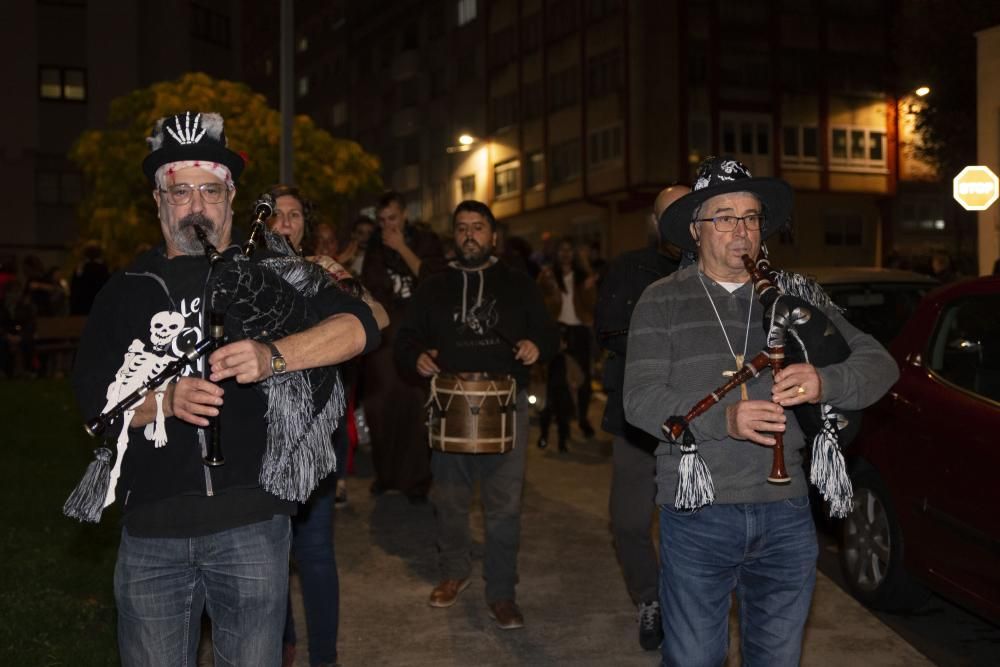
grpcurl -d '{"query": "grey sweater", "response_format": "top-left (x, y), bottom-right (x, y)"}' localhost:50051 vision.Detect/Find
top-left (623, 264), bottom-right (899, 506)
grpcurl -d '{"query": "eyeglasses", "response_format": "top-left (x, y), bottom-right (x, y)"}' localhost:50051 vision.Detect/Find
top-left (158, 183), bottom-right (231, 206)
top-left (694, 214), bottom-right (764, 232)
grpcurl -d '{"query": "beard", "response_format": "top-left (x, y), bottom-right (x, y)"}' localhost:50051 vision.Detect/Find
top-left (172, 213), bottom-right (219, 256)
top-left (457, 240), bottom-right (494, 268)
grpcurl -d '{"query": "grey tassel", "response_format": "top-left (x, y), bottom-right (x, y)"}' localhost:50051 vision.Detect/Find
top-left (809, 407), bottom-right (853, 518)
top-left (62, 447), bottom-right (113, 523)
top-left (674, 429), bottom-right (715, 510)
top-left (774, 270), bottom-right (842, 313)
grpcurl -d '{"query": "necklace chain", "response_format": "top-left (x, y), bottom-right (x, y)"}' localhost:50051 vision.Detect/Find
top-left (697, 272), bottom-right (754, 364)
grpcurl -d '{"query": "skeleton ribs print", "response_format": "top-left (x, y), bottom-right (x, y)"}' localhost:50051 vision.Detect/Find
top-left (101, 309), bottom-right (192, 507)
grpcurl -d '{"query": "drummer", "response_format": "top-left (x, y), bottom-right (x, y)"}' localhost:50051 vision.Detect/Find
top-left (395, 200), bottom-right (558, 629)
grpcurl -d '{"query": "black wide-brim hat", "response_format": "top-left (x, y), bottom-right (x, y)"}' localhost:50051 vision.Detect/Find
top-left (659, 157), bottom-right (793, 252)
top-left (141, 111), bottom-right (246, 185)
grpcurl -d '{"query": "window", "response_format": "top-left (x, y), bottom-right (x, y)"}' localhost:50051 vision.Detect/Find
top-left (782, 125), bottom-right (819, 165)
top-left (402, 135), bottom-right (420, 165)
top-left (587, 49), bottom-right (622, 99)
top-left (688, 116), bottom-right (710, 167)
top-left (460, 174), bottom-right (476, 199)
top-left (830, 126), bottom-right (886, 169)
top-left (297, 75), bottom-right (309, 97)
top-left (526, 152), bottom-right (545, 188)
top-left (550, 139), bottom-right (581, 185)
top-left (522, 13), bottom-right (542, 53)
top-left (191, 2), bottom-right (230, 48)
top-left (522, 81), bottom-right (544, 119)
top-left (36, 170), bottom-right (82, 206)
top-left (720, 117), bottom-right (770, 158)
top-left (900, 201), bottom-right (947, 232)
top-left (548, 66), bottom-right (580, 111)
top-left (547, 0), bottom-right (580, 39)
top-left (494, 159), bottom-right (520, 198)
top-left (588, 125), bottom-right (623, 167)
top-left (824, 210), bottom-right (863, 246)
top-left (457, 0), bottom-right (477, 26)
top-left (488, 26), bottom-right (517, 69)
top-left (331, 102), bottom-right (348, 128)
top-left (490, 93), bottom-right (518, 132)
top-left (927, 294), bottom-right (1000, 402)
top-left (38, 66), bottom-right (87, 101)
top-left (264, 58), bottom-right (273, 76)
top-left (297, 36), bottom-right (309, 53)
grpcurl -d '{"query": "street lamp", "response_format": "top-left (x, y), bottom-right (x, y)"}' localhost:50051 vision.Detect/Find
top-left (458, 134), bottom-right (475, 145)
top-left (446, 133), bottom-right (479, 153)
top-left (915, 86), bottom-right (930, 97)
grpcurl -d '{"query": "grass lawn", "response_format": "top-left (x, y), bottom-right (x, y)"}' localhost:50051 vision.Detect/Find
top-left (0, 379), bottom-right (120, 666)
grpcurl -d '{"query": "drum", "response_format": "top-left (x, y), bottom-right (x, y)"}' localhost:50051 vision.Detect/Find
top-left (427, 373), bottom-right (517, 454)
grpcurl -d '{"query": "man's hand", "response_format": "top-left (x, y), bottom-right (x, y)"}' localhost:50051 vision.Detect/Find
top-left (416, 349), bottom-right (441, 377)
top-left (772, 363), bottom-right (822, 406)
top-left (382, 225), bottom-right (406, 252)
top-left (209, 339), bottom-right (273, 384)
top-left (514, 340), bottom-right (540, 365)
top-left (725, 400), bottom-right (786, 446)
top-left (336, 240), bottom-right (359, 265)
top-left (171, 377), bottom-right (224, 427)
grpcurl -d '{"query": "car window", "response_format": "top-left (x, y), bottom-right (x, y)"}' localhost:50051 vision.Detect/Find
top-left (823, 283), bottom-right (932, 345)
top-left (926, 294), bottom-right (1000, 403)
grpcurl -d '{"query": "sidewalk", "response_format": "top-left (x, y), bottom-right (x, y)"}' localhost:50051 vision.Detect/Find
top-left (288, 414), bottom-right (933, 666)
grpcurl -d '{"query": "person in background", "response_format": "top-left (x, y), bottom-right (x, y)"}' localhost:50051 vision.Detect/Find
top-left (360, 191), bottom-right (446, 502)
top-left (337, 216), bottom-right (376, 276)
top-left (595, 184), bottom-right (689, 651)
top-left (70, 241), bottom-right (111, 315)
top-left (538, 238), bottom-right (598, 438)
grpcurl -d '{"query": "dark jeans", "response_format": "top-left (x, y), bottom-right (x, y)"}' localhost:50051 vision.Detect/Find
top-left (562, 324), bottom-right (592, 426)
top-left (609, 435), bottom-right (658, 604)
top-left (115, 515), bottom-right (290, 667)
top-left (430, 393), bottom-right (528, 602)
top-left (284, 477), bottom-right (338, 666)
top-left (658, 498), bottom-right (818, 667)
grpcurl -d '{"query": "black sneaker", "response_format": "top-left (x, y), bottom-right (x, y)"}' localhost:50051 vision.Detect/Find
top-left (638, 600), bottom-right (663, 651)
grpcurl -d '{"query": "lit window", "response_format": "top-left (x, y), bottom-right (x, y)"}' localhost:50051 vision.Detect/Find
top-left (526, 152), bottom-right (545, 188)
top-left (494, 160), bottom-right (520, 198)
top-left (297, 75), bottom-right (309, 97)
top-left (588, 125), bottom-right (623, 167)
top-left (39, 67), bottom-right (86, 102)
top-left (63, 70), bottom-right (86, 100)
top-left (332, 102), bottom-right (348, 127)
top-left (830, 125), bottom-right (887, 170)
top-left (782, 125), bottom-right (819, 165)
top-left (297, 36), bottom-right (309, 53)
top-left (457, 0), bottom-right (477, 26)
top-left (460, 174), bottom-right (476, 199)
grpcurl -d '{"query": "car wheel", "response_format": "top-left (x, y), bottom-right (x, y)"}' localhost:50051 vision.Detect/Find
top-left (839, 467), bottom-right (929, 612)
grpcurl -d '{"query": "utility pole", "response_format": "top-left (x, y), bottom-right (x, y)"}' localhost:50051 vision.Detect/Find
top-left (279, 0), bottom-right (294, 184)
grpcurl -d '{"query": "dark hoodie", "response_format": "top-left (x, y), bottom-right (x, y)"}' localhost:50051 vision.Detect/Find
top-left (394, 259), bottom-right (559, 389)
top-left (72, 244), bottom-right (379, 537)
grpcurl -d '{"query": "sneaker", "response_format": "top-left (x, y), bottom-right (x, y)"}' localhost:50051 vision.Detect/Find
top-left (334, 479), bottom-right (348, 508)
top-left (637, 600), bottom-right (664, 651)
top-left (487, 599), bottom-right (525, 630)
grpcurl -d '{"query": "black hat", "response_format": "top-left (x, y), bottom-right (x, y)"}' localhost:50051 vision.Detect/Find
top-left (658, 157), bottom-right (793, 252)
top-left (141, 111), bottom-right (246, 185)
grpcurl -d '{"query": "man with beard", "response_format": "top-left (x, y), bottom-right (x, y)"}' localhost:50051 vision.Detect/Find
top-left (395, 200), bottom-right (558, 629)
top-left (71, 111), bottom-right (379, 666)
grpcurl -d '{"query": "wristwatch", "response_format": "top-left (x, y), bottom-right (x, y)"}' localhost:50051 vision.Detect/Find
top-left (265, 341), bottom-right (287, 375)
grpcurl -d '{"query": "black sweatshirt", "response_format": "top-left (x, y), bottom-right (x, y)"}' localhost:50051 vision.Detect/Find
top-left (72, 244), bottom-right (379, 537)
top-left (394, 260), bottom-right (559, 389)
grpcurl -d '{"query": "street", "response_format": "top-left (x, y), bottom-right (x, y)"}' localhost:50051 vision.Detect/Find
top-left (278, 400), bottom-right (999, 666)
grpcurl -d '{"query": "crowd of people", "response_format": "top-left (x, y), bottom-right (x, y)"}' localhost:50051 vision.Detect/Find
top-left (61, 109), bottom-right (905, 667)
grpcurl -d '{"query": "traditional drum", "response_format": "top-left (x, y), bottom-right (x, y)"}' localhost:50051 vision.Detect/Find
top-left (427, 373), bottom-right (517, 454)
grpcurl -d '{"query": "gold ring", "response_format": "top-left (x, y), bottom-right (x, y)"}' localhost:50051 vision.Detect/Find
top-left (797, 385), bottom-right (806, 395)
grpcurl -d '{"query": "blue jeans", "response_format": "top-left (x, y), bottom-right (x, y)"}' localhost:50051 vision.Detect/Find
top-left (658, 498), bottom-right (818, 667)
top-left (284, 477), bottom-right (339, 665)
top-left (114, 515), bottom-right (291, 667)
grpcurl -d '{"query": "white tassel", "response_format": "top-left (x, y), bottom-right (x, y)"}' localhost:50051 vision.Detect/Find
top-left (674, 428), bottom-right (715, 509)
top-left (809, 406), bottom-right (853, 518)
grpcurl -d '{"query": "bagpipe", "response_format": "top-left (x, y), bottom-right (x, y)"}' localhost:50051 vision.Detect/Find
top-left (64, 195), bottom-right (348, 522)
top-left (660, 254), bottom-right (856, 518)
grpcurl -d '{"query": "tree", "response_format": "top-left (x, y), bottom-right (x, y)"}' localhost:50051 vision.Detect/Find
top-left (894, 0), bottom-right (1000, 181)
top-left (71, 73), bottom-right (382, 267)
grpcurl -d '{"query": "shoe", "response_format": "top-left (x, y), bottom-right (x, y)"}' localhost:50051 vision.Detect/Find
top-left (488, 599), bottom-right (525, 630)
top-left (537, 437), bottom-right (548, 449)
top-left (637, 600), bottom-right (664, 651)
top-left (429, 578), bottom-right (470, 607)
top-left (580, 421), bottom-right (595, 438)
top-left (334, 479), bottom-right (348, 508)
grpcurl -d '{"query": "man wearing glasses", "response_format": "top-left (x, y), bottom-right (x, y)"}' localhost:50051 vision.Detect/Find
top-left (623, 157), bottom-right (896, 666)
top-left (71, 111), bottom-right (380, 666)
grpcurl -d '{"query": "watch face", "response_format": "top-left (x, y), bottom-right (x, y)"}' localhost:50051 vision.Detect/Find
top-left (272, 356), bottom-right (287, 373)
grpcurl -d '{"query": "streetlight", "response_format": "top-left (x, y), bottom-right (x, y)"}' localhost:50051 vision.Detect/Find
top-left (915, 86), bottom-right (930, 97)
top-left (458, 134), bottom-right (475, 146)
top-left (446, 133), bottom-right (479, 153)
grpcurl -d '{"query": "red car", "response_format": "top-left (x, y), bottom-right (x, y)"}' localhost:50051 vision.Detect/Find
top-left (839, 276), bottom-right (1000, 623)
